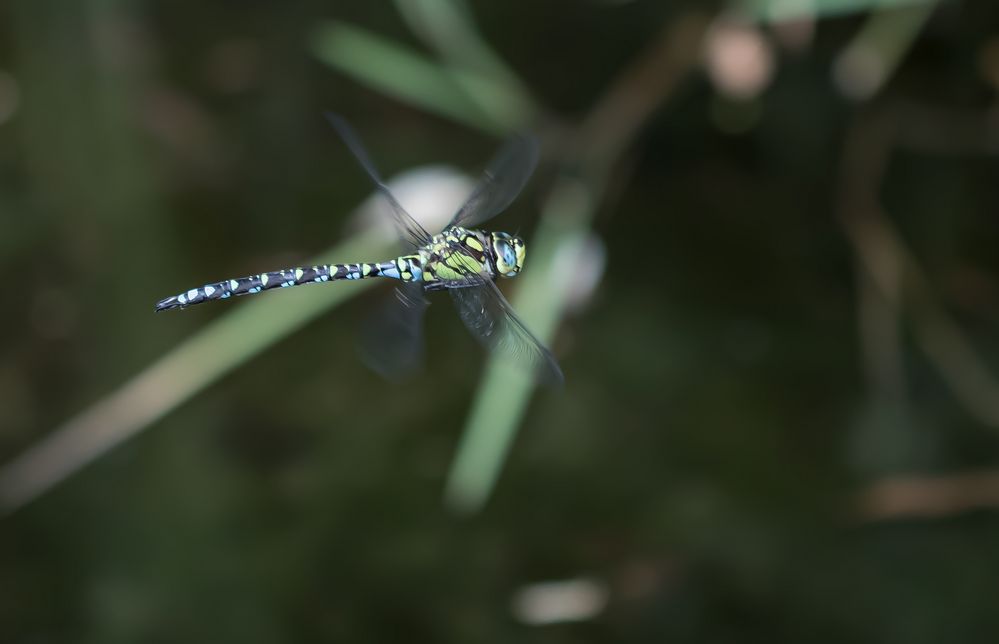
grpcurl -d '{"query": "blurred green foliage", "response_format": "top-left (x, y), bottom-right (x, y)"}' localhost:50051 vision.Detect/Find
top-left (3, 0), bottom-right (999, 642)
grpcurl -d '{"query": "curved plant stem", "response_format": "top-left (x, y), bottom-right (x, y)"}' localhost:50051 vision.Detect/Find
top-left (445, 15), bottom-right (711, 514)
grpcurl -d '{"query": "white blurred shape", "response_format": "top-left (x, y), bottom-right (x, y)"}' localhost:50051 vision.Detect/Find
top-left (511, 577), bottom-right (609, 625)
top-left (704, 17), bottom-right (775, 100)
top-left (833, 44), bottom-right (886, 101)
top-left (348, 165), bottom-right (476, 241)
top-left (0, 71), bottom-right (21, 125)
top-left (550, 233), bottom-right (606, 314)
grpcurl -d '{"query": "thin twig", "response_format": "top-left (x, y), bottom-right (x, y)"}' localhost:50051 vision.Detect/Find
top-left (858, 470), bottom-right (999, 521)
top-left (838, 102), bottom-right (999, 428)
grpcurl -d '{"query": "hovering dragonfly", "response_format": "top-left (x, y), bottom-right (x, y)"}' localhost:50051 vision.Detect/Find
top-left (155, 114), bottom-right (562, 384)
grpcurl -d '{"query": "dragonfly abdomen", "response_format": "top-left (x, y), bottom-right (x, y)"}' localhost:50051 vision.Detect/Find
top-left (154, 257), bottom-right (422, 311)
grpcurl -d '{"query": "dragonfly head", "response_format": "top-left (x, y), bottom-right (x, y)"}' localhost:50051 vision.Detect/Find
top-left (491, 232), bottom-right (526, 278)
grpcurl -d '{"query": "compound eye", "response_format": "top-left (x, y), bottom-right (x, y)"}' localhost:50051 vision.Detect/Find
top-left (501, 243), bottom-right (517, 268)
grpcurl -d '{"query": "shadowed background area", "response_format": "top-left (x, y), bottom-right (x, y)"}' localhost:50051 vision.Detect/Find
top-left (3, 0), bottom-right (999, 641)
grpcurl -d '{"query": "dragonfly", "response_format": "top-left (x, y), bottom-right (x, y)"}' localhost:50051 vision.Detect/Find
top-left (155, 114), bottom-right (563, 385)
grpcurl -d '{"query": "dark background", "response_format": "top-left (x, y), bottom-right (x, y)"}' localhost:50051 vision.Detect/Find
top-left (3, 0), bottom-right (999, 642)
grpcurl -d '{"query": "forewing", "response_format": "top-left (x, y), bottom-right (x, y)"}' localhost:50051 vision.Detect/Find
top-left (325, 112), bottom-right (433, 250)
top-left (448, 135), bottom-right (539, 229)
top-left (358, 283), bottom-right (430, 379)
top-left (449, 278), bottom-right (563, 386)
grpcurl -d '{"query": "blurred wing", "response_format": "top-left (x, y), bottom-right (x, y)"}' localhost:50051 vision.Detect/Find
top-left (449, 277), bottom-right (563, 386)
top-left (358, 283), bottom-right (430, 379)
top-left (325, 112), bottom-right (433, 250)
top-left (447, 135), bottom-right (539, 229)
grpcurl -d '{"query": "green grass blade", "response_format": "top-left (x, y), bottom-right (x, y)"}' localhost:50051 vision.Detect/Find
top-left (832, 1), bottom-right (937, 99)
top-left (392, 0), bottom-right (540, 129)
top-left (310, 20), bottom-right (508, 135)
top-left (444, 180), bottom-right (595, 514)
top-left (741, 0), bottom-right (938, 22)
top-left (0, 230), bottom-right (390, 513)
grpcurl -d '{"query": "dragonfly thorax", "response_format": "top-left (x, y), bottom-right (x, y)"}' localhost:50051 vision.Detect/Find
top-left (417, 226), bottom-right (525, 288)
